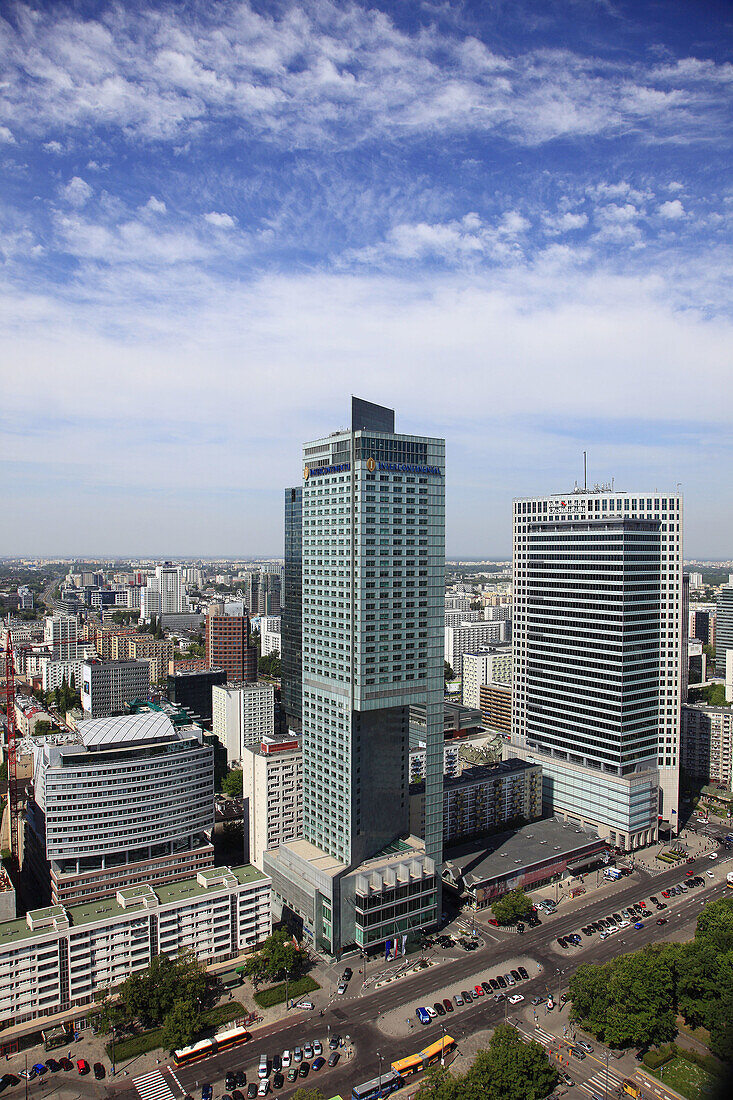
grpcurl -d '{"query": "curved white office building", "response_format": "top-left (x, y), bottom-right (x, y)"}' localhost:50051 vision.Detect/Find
top-left (28, 710), bottom-right (215, 905)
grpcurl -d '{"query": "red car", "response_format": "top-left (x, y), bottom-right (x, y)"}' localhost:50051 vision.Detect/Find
top-left (662, 890), bottom-right (670, 898)
top-left (76, 1061), bottom-right (89, 1076)
top-left (488, 918), bottom-right (499, 926)
top-left (686, 870), bottom-right (694, 876)
top-left (474, 984), bottom-right (485, 997)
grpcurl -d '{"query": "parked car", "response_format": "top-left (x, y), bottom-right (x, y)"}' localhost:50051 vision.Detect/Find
top-left (272, 1074), bottom-right (283, 1090)
top-left (433, 1001), bottom-right (446, 1016)
top-left (657, 918), bottom-right (668, 925)
top-left (443, 997), bottom-right (454, 1012)
top-left (481, 981), bottom-right (492, 994)
top-left (312, 1058), bottom-right (325, 1071)
top-left (257, 1082), bottom-right (269, 1097)
top-left (247, 1085), bottom-right (258, 1099)
top-left (461, 990), bottom-right (473, 1002)
top-left (59, 1059), bottom-right (73, 1072)
top-left (46, 1061), bottom-right (61, 1073)
top-left (236, 1070), bottom-right (247, 1087)
top-left (76, 1061), bottom-right (89, 1076)
top-left (298, 1064), bottom-right (309, 1079)
top-left (474, 985), bottom-right (484, 997)
top-left (337, 982), bottom-right (347, 995)
top-left (226, 1074), bottom-right (237, 1091)
top-left (518, 966), bottom-right (529, 980)
top-left (454, 994), bottom-right (464, 1006)
top-left (327, 1053), bottom-right (340, 1067)
top-left (202, 1086), bottom-right (213, 1100)
top-left (286, 1069), bottom-right (298, 1084)
top-left (312, 1042), bottom-right (322, 1058)
top-left (93, 1064), bottom-right (106, 1080)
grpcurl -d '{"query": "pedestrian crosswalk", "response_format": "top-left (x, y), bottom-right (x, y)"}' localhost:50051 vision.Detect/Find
top-left (134, 1069), bottom-right (177, 1100)
top-left (579, 1066), bottom-right (625, 1095)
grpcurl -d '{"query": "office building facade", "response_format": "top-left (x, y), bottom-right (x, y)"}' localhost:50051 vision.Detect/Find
top-left (243, 736), bottom-right (302, 870)
top-left (26, 711), bottom-right (215, 906)
top-left (265, 397), bottom-right (444, 955)
top-left (716, 586), bottom-right (733, 677)
top-left (509, 490), bottom-right (683, 850)
top-left (281, 487), bottom-right (303, 727)
top-left (81, 659), bottom-right (150, 718)
top-left (205, 608), bottom-right (257, 684)
top-left (167, 667), bottom-right (227, 726)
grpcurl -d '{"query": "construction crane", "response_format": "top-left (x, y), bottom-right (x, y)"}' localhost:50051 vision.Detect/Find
top-left (3, 631), bottom-right (20, 870)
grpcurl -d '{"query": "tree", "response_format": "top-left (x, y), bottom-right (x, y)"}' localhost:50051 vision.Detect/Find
top-left (161, 999), bottom-right (202, 1052)
top-left (415, 1066), bottom-right (461, 1100)
top-left (290, 1089), bottom-right (327, 1100)
top-left (115, 950), bottom-right (208, 1030)
top-left (258, 652), bottom-right (281, 678)
top-left (243, 928), bottom-right (308, 984)
top-left (33, 719), bottom-right (53, 736)
top-left (491, 889), bottom-right (532, 926)
top-left (444, 661), bottom-right (455, 683)
top-left (466, 1026), bottom-right (558, 1100)
top-left (221, 769), bottom-right (243, 797)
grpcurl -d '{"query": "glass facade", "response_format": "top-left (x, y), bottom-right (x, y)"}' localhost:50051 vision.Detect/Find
top-left (281, 487), bottom-right (302, 726)
top-left (300, 406), bottom-right (445, 880)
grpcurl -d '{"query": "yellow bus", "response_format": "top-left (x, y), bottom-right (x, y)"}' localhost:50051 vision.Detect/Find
top-left (391, 1035), bottom-right (456, 1077)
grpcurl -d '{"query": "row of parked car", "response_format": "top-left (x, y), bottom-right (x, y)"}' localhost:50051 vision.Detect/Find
top-left (204, 1036), bottom-right (344, 1100)
top-left (0, 1058), bottom-right (106, 1092)
top-left (416, 965), bottom-right (531, 1022)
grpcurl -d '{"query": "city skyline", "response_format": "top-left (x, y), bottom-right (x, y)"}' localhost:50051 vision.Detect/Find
top-left (2, 0), bottom-right (732, 558)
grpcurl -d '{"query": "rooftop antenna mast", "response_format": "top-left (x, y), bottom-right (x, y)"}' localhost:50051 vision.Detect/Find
top-left (583, 451), bottom-right (587, 491)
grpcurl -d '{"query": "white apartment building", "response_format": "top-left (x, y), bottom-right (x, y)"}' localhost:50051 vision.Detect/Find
top-left (0, 866), bottom-right (270, 1029)
top-left (212, 682), bottom-right (275, 765)
top-left (462, 647), bottom-right (512, 709)
top-left (445, 620), bottom-right (509, 676)
top-left (510, 489), bottom-right (683, 849)
top-left (682, 704), bottom-right (733, 790)
top-left (43, 615), bottom-right (79, 661)
top-left (80, 659), bottom-right (150, 718)
top-left (445, 595), bottom-right (471, 611)
top-left (409, 742), bottom-right (461, 783)
top-left (41, 658), bottom-right (86, 693)
top-left (444, 609), bottom-right (482, 628)
top-left (243, 736), bottom-right (302, 870)
top-left (262, 627), bottom-right (282, 657)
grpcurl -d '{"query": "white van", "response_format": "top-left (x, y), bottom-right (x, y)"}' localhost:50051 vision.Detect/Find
top-left (258, 1055), bottom-right (269, 1079)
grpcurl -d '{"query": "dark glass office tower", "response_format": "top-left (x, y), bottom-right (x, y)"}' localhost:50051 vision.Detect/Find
top-left (281, 486), bottom-right (302, 727)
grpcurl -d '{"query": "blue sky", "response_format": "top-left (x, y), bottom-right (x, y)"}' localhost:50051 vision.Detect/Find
top-left (1, 0), bottom-right (732, 558)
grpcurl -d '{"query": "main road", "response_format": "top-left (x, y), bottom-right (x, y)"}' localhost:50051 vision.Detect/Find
top-left (106, 847), bottom-right (731, 1100)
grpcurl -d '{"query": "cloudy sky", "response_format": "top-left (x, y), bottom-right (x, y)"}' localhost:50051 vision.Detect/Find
top-left (1, 0), bottom-right (731, 558)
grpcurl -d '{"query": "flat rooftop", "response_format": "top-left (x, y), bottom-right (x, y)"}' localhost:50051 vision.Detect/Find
top-left (0, 864), bottom-right (267, 947)
top-left (443, 817), bottom-right (604, 888)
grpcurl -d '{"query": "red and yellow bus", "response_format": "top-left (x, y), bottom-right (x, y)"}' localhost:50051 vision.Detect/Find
top-left (172, 1026), bottom-right (251, 1066)
top-left (391, 1035), bottom-right (456, 1078)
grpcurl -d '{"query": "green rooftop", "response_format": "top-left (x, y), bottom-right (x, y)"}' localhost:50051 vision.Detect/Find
top-left (0, 865), bottom-right (268, 948)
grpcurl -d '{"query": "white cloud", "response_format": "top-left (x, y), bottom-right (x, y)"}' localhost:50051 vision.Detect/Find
top-left (0, 125), bottom-right (15, 143)
top-left (60, 176), bottom-right (93, 207)
top-left (142, 196), bottom-right (167, 215)
top-left (345, 210), bottom-right (532, 266)
top-left (43, 140), bottom-right (63, 154)
top-left (545, 211), bottom-right (589, 233)
top-left (658, 199), bottom-right (685, 220)
top-left (203, 211), bottom-right (236, 229)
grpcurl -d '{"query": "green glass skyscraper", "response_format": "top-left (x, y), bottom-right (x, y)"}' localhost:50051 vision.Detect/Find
top-left (265, 398), bottom-right (444, 955)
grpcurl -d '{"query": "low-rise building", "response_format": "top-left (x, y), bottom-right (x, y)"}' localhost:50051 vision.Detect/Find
top-left (14, 696), bottom-right (53, 737)
top-left (212, 682), bottom-right (275, 765)
top-left (445, 621), bottom-right (509, 676)
top-left (0, 866), bottom-right (270, 1030)
top-left (410, 758), bottom-right (542, 846)
top-left (681, 704), bottom-right (733, 790)
top-left (243, 736), bottom-right (302, 870)
top-left (443, 817), bottom-right (608, 908)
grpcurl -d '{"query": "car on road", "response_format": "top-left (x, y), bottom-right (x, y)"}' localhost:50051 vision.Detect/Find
top-left (569, 1047), bottom-right (586, 1061)
top-left (634, 921), bottom-right (644, 929)
top-left (337, 982), bottom-right (347, 995)
top-left (560, 1072), bottom-right (574, 1086)
top-left (576, 1040), bottom-right (593, 1053)
top-left (76, 1061), bottom-right (89, 1076)
top-left (657, 918), bottom-right (668, 925)
top-left (93, 1064), bottom-right (106, 1080)
top-left (707, 870), bottom-right (715, 877)
top-left (328, 1053), bottom-right (340, 1067)
top-left (312, 1058), bottom-right (325, 1071)
top-left (341, 967), bottom-right (353, 981)
top-left (434, 1001), bottom-right (446, 1015)
top-left (443, 998), bottom-right (454, 1012)
top-left (508, 994), bottom-right (524, 1005)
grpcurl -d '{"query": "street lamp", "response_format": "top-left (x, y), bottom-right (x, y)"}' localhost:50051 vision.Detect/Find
top-left (440, 1025), bottom-right (446, 1066)
top-left (377, 1052), bottom-right (384, 1094)
top-left (284, 970), bottom-right (290, 1009)
top-left (111, 1026), bottom-right (116, 1077)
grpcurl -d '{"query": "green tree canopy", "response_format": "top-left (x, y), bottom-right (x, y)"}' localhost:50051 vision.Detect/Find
top-left (161, 999), bottom-right (202, 1053)
top-left (221, 769), bottom-right (243, 797)
top-left (444, 661), bottom-right (455, 682)
top-left (258, 652), bottom-right (281, 678)
top-left (491, 889), bottom-right (533, 926)
top-left (290, 1089), bottom-right (327, 1100)
top-left (111, 951), bottom-right (208, 1031)
top-left (242, 928), bottom-right (308, 983)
